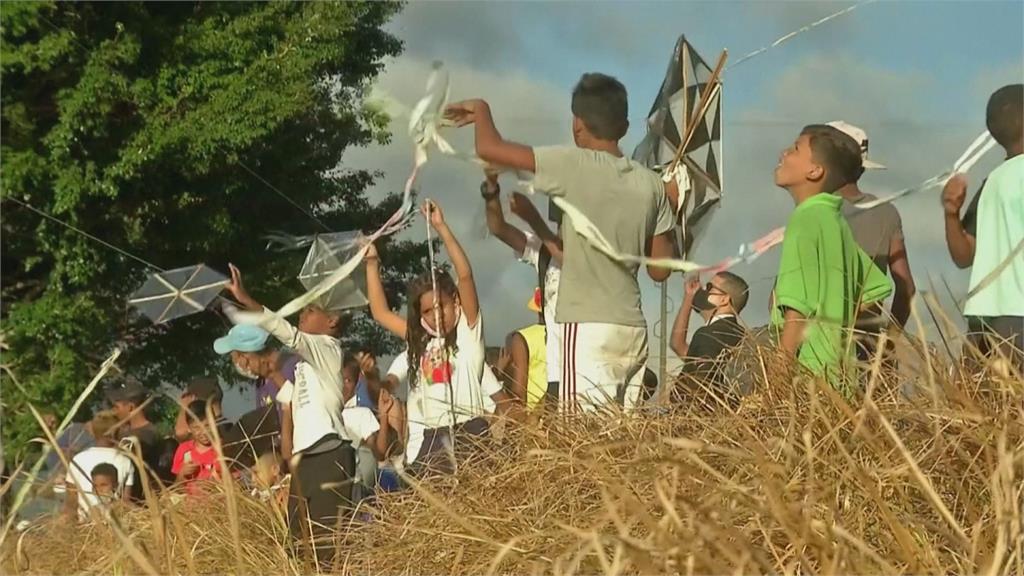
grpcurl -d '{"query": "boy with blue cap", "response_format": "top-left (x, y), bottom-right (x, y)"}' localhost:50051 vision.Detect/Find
top-left (217, 266), bottom-right (353, 566)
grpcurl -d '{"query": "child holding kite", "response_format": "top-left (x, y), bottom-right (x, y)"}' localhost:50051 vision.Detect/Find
top-left (365, 200), bottom-right (510, 476)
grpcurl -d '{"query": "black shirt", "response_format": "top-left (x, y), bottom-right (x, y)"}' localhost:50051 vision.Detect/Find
top-left (676, 316), bottom-right (746, 400)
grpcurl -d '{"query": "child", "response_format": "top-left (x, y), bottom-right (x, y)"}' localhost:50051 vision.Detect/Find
top-left (366, 200), bottom-right (510, 476)
top-left (482, 167), bottom-right (564, 407)
top-left (64, 411), bottom-right (135, 522)
top-left (251, 452), bottom-right (290, 510)
top-left (171, 400), bottom-right (224, 495)
top-left (942, 83), bottom-right (1023, 370)
top-left (446, 73), bottom-right (676, 411)
top-left (772, 124), bottom-right (892, 392)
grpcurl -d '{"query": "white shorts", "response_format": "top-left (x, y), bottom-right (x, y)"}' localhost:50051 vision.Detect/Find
top-left (560, 322), bottom-right (648, 412)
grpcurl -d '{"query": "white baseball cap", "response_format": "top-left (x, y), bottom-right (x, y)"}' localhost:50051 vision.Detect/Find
top-left (826, 120), bottom-right (886, 170)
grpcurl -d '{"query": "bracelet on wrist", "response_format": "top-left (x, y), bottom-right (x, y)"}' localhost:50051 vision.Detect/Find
top-left (480, 180), bottom-right (500, 199)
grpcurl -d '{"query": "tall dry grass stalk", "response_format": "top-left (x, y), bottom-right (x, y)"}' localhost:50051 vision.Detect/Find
top-left (2, 323), bottom-right (1022, 575)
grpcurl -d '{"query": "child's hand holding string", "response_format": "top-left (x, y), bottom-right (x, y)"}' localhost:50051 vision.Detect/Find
top-left (422, 200), bottom-right (447, 230)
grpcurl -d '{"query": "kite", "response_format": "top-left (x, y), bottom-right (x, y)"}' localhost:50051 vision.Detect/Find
top-left (242, 63), bottom-right (456, 320)
top-left (633, 35), bottom-right (724, 257)
top-left (296, 231), bottom-right (370, 311)
top-left (128, 264), bottom-right (229, 324)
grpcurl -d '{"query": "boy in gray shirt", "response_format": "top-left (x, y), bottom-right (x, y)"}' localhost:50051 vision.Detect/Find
top-left (447, 73), bottom-right (674, 410)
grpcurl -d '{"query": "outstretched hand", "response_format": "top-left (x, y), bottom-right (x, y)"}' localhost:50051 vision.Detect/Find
top-left (444, 99), bottom-right (484, 127)
top-left (684, 275), bottom-right (701, 300)
top-left (226, 263), bottom-right (246, 302)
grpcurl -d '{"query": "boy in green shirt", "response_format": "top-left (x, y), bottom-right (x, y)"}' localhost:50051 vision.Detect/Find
top-left (772, 125), bottom-right (892, 390)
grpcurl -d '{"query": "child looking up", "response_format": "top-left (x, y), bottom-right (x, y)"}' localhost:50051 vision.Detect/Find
top-left (366, 200), bottom-right (510, 476)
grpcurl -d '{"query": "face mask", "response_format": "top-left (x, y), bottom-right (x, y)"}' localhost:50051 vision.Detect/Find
top-left (691, 288), bottom-right (716, 313)
top-left (234, 362), bottom-right (259, 380)
top-left (420, 304), bottom-right (461, 338)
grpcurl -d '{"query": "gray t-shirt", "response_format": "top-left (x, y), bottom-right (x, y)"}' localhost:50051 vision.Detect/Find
top-left (840, 191), bottom-right (903, 275)
top-left (533, 145), bottom-right (674, 327)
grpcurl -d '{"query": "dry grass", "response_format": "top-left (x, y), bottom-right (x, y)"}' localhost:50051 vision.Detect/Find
top-left (3, 338), bottom-right (1022, 575)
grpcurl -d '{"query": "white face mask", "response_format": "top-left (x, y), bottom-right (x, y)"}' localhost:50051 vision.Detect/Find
top-left (233, 362), bottom-right (259, 380)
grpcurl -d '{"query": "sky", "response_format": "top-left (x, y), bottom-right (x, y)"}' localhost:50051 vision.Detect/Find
top-left (221, 0), bottom-right (1024, 418)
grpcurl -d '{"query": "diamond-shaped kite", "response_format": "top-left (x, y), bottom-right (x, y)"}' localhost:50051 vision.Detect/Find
top-left (129, 264), bottom-right (229, 324)
top-left (633, 34), bottom-right (724, 255)
top-left (297, 231), bottom-right (370, 311)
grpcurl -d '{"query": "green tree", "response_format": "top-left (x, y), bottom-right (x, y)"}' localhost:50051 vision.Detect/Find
top-left (1, 1), bottom-right (423, 458)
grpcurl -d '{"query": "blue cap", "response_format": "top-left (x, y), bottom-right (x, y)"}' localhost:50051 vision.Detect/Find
top-left (213, 324), bottom-right (271, 355)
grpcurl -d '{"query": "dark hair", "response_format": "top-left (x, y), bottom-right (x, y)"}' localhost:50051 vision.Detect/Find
top-left (185, 400), bottom-right (209, 424)
top-left (405, 268), bottom-right (459, 389)
top-left (90, 462), bottom-right (118, 482)
top-left (571, 73), bottom-right (629, 141)
top-left (342, 352), bottom-right (359, 381)
top-left (800, 125), bottom-right (863, 193)
top-left (986, 84), bottom-right (1023, 149)
top-left (717, 271), bottom-right (750, 314)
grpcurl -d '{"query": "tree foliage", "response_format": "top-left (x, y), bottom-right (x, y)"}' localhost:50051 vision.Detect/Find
top-left (1, 1), bottom-right (421, 457)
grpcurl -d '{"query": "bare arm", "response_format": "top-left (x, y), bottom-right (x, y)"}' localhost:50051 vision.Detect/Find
top-left (942, 174), bottom-right (975, 269)
top-left (645, 232), bottom-right (675, 282)
top-left (364, 244), bottom-right (407, 338)
top-left (446, 100), bottom-right (536, 172)
top-left (484, 182), bottom-right (528, 255)
top-left (944, 214), bottom-right (975, 269)
top-left (64, 485), bottom-right (78, 520)
top-left (887, 235), bottom-right (916, 328)
top-left (779, 308), bottom-right (806, 358)
top-left (510, 192), bottom-right (564, 265)
top-left (173, 393), bottom-right (196, 442)
top-left (505, 332), bottom-right (529, 405)
top-left (671, 277), bottom-right (700, 358)
top-left (427, 202), bottom-right (480, 327)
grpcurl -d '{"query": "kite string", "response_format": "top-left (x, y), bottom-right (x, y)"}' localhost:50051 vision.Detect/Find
top-left (4, 196), bottom-right (165, 272)
top-left (727, 0), bottom-right (879, 71)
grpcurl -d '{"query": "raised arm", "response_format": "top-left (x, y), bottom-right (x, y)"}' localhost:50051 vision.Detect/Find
top-left (483, 172), bottom-right (528, 254)
top-left (510, 192), bottom-right (564, 264)
top-left (364, 243), bottom-right (407, 338)
top-left (670, 276), bottom-right (701, 358)
top-left (942, 175), bottom-right (975, 269)
top-left (446, 99), bottom-right (536, 172)
top-left (425, 201), bottom-right (479, 327)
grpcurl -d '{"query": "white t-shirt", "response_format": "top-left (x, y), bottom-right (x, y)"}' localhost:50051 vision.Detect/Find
top-left (518, 232), bottom-right (562, 384)
top-left (65, 447), bottom-right (135, 521)
top-left (341, 406), bottom-right (380, 445)
top-left (387, 312), bottom-right (491, 463)
top-left (276, 360), bottom-right (346, 453)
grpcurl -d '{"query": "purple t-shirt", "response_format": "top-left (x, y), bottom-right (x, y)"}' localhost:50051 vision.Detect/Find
top-left (256, 353), bottom-right (300, 411)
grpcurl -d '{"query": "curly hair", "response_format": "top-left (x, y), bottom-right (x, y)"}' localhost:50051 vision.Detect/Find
top-left (405, 268), bottom-right (459, 389)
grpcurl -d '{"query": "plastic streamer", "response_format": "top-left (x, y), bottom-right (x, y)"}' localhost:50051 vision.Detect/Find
top-left (522, 129), bottom-right (995, 277)
top-left (234, 64), bottom-right (457, 320)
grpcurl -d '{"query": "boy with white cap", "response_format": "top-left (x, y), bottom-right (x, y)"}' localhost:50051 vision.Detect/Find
top-left (828, 120), bottom-right (916, 360)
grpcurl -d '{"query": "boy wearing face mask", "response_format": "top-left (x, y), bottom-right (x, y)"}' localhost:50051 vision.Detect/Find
top-left (670, 272), bottom-right (749, 405)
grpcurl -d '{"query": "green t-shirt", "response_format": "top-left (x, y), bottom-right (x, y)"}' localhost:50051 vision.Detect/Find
top-left (772, 193), bottom-right (892, 388)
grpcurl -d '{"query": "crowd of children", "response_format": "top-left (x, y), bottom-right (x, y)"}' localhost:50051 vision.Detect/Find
top-left (44, 78), bottom-right (1021, 565)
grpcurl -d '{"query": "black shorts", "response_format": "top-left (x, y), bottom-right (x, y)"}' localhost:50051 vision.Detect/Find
top-left (966, 315), bottom-right (1023, 368)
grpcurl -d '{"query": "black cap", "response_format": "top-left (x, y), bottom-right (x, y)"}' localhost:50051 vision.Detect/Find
top-left (106, 377), bottom-right (149, 404)
top-left (186, 376), bottom-right (223, 401)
